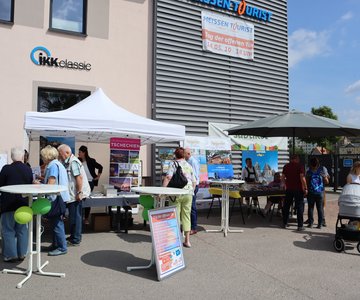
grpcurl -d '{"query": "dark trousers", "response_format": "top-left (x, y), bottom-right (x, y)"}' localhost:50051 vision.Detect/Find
top-left (84, 181), bottom-right (95, 219)
top-left (191, 185), bottom-right (199, 230)
top-left (67, 200), bottom-right (83, 244)
top-left (307, 193), bottom-right (323, 226)
top-left (282, 190), bottom-right (304, 228)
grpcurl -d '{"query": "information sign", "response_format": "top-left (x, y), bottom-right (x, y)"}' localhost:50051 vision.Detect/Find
top-left (343, 159), bottom-right (353, 168)
top-left (148, 206), bottom-right (185, 280)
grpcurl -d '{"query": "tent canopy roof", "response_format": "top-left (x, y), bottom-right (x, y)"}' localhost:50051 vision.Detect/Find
top-left (25, 88), bottom-right (185, 144)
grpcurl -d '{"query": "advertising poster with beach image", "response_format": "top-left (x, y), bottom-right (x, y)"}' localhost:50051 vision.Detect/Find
top-left (242, 150), bottom-right (278, 182)
top-left (109, 138), bottom-right (140, 191)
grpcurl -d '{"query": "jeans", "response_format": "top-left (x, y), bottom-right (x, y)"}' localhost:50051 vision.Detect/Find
top-left (282, 190), bottom-right (304, 228)
top-left (67, 200), bottom-right (83, 244)
top-left (191, 185), bottom-right (199, 230)
top-left (307, 193), bottom-right (323, 226)
top-left (50, 215), bottom-right (67, 252)
top-left (1, 211), bottom-right (28, 259)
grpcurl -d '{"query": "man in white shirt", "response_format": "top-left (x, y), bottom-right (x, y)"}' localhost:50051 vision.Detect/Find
top-left (185, 148), bottom-right (200, 235)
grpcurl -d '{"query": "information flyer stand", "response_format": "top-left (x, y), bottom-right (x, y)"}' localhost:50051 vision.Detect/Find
top-left (148, 206), bottom-right (185, 281)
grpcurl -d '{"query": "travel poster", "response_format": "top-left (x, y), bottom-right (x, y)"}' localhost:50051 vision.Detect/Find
top-left (149, 207), bottom-right (185, 281)
top-left (242, 150), bottom-right (278, 182)
top-left (41, 136), bottom-right (75, 154)
top-left (184, 136), bottom-right (234, 190)
top-left (39, 136), bottom-right (75, 177)
top-left (109, 138), bottom-right (140, 191)
top-left (159, 148), bottom-right (175, 176)
top-left (206, 150), bottom-right (234, 180)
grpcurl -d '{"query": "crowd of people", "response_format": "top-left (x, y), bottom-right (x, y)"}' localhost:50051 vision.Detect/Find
top-left (239, 155), bottom-right (331, 231)
top-left (0, 145), bottom-right (102, 261)
top-left (0, 144), bottom-right (355, 260)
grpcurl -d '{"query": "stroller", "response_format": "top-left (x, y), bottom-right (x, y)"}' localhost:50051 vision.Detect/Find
top-left (333, 183), bottom-right (360, 253)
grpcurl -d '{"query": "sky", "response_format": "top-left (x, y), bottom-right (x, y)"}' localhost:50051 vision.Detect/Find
top-left (288, 0), bottom-right (360, 125)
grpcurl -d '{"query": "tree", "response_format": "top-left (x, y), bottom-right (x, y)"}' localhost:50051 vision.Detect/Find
top-left (299, 106), bottom-right (340, 153)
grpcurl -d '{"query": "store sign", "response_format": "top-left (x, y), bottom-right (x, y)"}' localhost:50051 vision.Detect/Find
top-left (192, 0), bottom-right (273, 22)
top-left (30, 46), bottom-right (91, 71)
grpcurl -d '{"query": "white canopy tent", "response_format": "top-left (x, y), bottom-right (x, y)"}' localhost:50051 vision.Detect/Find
top-left (24, 88), bottom-right (185, 144)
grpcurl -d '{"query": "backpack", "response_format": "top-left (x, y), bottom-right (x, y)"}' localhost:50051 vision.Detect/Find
top-left (308, 167), bottom-right (324, 195)
top-left (167, 161), bottom-right (188, 189)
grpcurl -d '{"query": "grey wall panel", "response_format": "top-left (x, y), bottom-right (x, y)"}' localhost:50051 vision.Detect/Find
top-left (153, 0), bottom-right (289, 181)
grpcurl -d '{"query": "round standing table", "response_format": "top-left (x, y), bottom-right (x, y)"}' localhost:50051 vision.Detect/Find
top-left (0, 184), bottom-right (68, 288)
top-left (207, 180), bottom-right (245, 237)
top-left (127, 186), bottom-right (189, 272)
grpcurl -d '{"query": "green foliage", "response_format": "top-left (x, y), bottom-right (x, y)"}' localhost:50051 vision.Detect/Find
top-left (299, 106), bottom-right (340, 152)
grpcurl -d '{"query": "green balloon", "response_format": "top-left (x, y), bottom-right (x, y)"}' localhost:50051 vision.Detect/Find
top-left (32, 197), bottom-right (51, 215)
top-left (14, 206), bottom-right (33, 224)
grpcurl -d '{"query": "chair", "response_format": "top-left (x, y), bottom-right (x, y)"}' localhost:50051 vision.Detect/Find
top-left (139, 195), bottom-right (154, 226)
top-left (207, 188), bottom-right (222, 219)
top-left (229, 190), bottom-right (246, 225)
top-left (207, 187), bottom-right (245, 225)
top-left (267, 195), bottom-right (283, 222)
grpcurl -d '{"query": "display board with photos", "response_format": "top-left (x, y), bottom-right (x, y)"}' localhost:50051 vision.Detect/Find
top-left (159, 137), bottom-right (234, 196)
top-left (184, 136), bottom-right (234, 188)
top-left (109, 138), bottom-right (140, 192)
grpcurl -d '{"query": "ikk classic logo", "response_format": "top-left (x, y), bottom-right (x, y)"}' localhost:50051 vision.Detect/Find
top-left (30, 46), bottom-right (91, 71)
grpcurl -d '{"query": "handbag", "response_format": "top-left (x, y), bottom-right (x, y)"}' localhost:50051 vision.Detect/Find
top-left (44, 195), bottom-right (66, 218)
top-left (167, 161), bottom-right (188, 189)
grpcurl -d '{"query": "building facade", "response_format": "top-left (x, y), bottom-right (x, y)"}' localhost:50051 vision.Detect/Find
top-left (0, 0), bottom-right (288, 184)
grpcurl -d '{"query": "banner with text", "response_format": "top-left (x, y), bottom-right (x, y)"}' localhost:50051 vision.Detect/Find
top-left (109, 138), bottom-right (140, 191)
top-left (202, 10), bottom-right (254, 59)
top-left (209, 122), bottom-right (288, 150)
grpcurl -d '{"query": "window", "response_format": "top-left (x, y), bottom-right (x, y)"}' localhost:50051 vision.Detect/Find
top-left (38, 88), bottom-right (90, 112)
top-left (49, 0), bottom-right (87, 35)
top-left (0, 0), bottom-right (14, 23)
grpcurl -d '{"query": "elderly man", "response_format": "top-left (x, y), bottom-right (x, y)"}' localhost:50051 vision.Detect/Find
top-left (185, 148), bottom-right (200, 235)
top-left (58, 144), bottom-right (90, 246)
top-left (0, 147), bottom-right (33, 262)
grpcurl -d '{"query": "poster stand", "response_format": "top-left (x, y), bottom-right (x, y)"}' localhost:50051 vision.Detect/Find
top-left (148, 206), bottom-right (185, 281)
